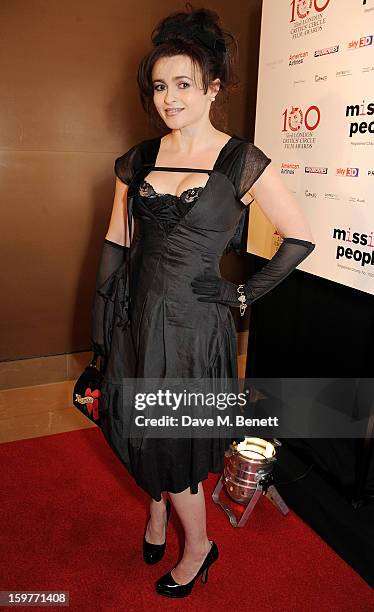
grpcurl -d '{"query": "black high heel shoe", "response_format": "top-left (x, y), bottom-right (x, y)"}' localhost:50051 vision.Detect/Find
top-left (155, 540), bottom-right (219, 598)
top-left (143, 498), bottom-right (171, 565)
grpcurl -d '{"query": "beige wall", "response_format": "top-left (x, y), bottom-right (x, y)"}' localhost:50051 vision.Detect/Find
top-left (0, 0), bottom-right (262, 361)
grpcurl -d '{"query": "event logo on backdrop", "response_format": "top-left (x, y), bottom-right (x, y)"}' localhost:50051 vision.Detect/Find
top-left (252, 0), bottom-right (374, 295)
top-left (345, 98), bottom-right (374, 138)
top-left (282, 104), bottom-right (320, 148)
top-left (289, 0), bottom-right (331, 39)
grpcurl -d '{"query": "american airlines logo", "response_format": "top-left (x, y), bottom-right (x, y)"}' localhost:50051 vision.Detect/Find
top-left (289, 51), bottom-right (308, 66)
top-left (281, 162), bottom-right (300, 175)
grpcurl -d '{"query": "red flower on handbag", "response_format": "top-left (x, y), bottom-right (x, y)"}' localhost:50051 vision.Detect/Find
top-left (85, 387), bottom-right (101, 421)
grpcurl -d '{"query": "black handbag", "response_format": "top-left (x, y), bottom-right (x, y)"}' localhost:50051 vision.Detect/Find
top-left (72, 352), bottom-right (104, 424)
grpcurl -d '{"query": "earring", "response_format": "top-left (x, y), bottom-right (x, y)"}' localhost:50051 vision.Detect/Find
top-left (211, 97), bottom-right (216, 101)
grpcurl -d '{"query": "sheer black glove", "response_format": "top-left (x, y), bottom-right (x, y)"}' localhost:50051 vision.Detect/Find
top-left (91, 238), bottom-right (128, 359)
top-left (191, 237), bottom-right (315, 315)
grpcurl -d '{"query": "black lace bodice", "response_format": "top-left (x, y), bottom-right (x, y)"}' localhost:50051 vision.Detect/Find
top-left (139, 179), bottom-right (204, 203)
top-left (137, 179), bottom-right (204, 235)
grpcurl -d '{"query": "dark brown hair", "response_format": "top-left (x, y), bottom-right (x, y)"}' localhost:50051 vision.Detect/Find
top-left (137, 3), bottom-right (240, 131)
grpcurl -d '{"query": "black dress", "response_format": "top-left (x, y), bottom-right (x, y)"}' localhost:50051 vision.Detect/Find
top-left (98, 134), bottom-right (271, 501)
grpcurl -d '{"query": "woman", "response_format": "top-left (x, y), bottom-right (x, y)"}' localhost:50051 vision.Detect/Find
top-left (91, 5), bottom-right (315, 599)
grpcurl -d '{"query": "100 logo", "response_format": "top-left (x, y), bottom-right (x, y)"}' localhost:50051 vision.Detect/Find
top-left (282, 105), bottom-right (321, 132)
top-left (290, 0), bottom-right (331, 22)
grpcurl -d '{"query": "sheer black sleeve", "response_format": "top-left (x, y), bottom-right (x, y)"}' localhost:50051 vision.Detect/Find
top-left (236, 142), bottom-right (272, 202)
top-left (114, 143), bottom-right (138, 185)
top-left (243, 237), bottom-right (315, 305)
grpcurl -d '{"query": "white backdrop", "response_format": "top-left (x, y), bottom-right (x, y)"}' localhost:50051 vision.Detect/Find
top-left (251, 0), bottom-right (374, 296)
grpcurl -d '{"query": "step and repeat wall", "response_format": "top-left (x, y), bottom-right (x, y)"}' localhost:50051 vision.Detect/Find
top-left (251, 0), bottom-right (374, 296)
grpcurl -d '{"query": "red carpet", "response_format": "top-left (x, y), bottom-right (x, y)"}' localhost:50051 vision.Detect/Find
top-left (1, 428), bottom-right (373, 611)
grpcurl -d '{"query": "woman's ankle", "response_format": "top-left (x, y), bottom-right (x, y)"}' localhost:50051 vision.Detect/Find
top-left (184, 538), bottom-right (211, 557)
